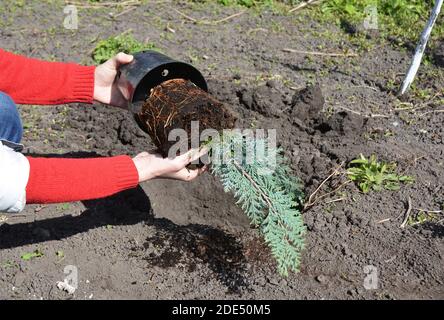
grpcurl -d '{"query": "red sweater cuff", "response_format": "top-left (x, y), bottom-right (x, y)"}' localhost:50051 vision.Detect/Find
top-left (26, 155), bottom-right (139, 204)
top-left (68, 65), bottom-right (96, 104)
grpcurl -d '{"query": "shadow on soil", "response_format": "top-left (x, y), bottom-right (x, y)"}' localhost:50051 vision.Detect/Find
top-left (0, 152), bottom-right (249, 293)
top-left (0, 186), bottom-right (151, 249)
top-left (421, 222), bottom-right (444, 239)
top-left (142, 218), bottom-right (249, 294)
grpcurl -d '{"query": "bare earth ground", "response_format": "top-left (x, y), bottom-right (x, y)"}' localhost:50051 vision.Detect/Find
top-left (0, 1), bottom-right (443, 299)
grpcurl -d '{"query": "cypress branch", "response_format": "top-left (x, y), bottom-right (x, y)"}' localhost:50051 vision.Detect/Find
top-left (209, 131), bottom-right (306, 276)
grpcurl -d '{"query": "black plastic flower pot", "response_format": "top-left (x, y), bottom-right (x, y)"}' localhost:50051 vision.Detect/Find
top-left (117, 50), bottom-right (208, 132)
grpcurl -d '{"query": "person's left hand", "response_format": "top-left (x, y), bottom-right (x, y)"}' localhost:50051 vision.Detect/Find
top-left (93, 52), bottom-right (133, 108)
top-left (132, 148), bottom-right (209, 182)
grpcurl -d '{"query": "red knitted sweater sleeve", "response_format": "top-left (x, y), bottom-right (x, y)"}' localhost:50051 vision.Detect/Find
top-left (0, 49), bottom-right (140, 204)
top-left (26, 156), bottom-right (139, 204)
top-left (0, 49), bottom-right (95, 104)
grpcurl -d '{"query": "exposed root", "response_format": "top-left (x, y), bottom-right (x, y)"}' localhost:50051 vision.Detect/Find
top-left (138, 79), bottom-right (235, 156)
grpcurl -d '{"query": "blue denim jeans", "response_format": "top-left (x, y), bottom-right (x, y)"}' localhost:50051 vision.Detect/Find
top-left (0, 92), bottom-right (23, 150)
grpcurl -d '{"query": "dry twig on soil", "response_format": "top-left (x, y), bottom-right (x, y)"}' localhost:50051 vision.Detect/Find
top-left (331, 104), bottom-right (390, 118)
top-left (419, 109), bottom-right (444, 117)
top-left (283, 48), bottom-right (358, 57)
top-left (289, 0), bottom-right (323, 13)
top-left (247, 28), bottom-right (268, 35)
top-left (172, 8), bottom-right (246, 25)
top-left (66, 0), bottom-right (141, 8)
top-left (413, 208), bottom-right (442, 214)
top-left (400, 196), bottom-right (412, 228)
top-left (304, 161), bottom-right (347, 209)
top-left (112, 6), bottom-right (137, 18)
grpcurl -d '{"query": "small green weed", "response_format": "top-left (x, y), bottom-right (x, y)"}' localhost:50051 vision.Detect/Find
top-left (407, 210), bottom-right (441, 226)
top-left (21, 249), bottom-right (44, 261)
top-left (56, 250), bottom-right (65, 262)
top-left (1, 260), bottom-right (18, 269)
top-left (320, 0), bottom-right (444, 43)
top-left (347, 154), bottom-right (414, 193)
top-left (92, 32), bottom-right (157, 64)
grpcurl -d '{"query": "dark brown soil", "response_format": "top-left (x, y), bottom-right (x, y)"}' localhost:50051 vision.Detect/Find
top-left (0, 1), bottom-right (443, 300)
top-left (432, 39), bottom-right (444, 68)
top-left (138, 78), bottom-right (236, 156)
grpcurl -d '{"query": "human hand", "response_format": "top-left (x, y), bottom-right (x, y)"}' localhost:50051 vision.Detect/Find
top-left (93, 52), bottom-right (133, 108)
top-left (132, 148), bottom-right (208, 182)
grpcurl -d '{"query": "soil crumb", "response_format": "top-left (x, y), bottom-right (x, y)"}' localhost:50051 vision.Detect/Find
top-left (291, 84), bottom-right (325, 122)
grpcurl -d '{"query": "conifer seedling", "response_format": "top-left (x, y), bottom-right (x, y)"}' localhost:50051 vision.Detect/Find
top-left (209, 132), bottom-right (306, 276)
top-left (138, 79), bottom-right (307, 276)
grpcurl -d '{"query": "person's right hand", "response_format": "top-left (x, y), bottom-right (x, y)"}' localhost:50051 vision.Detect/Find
top-left (94, 52), bottom-right (134, 108)
top-left (132, 148), bottom-right (208, 182)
